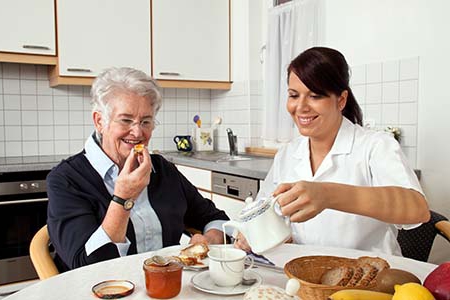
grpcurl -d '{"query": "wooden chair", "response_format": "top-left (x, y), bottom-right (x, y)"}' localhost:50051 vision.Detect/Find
top-left (29, 225), bottom-right (59, 280)
top-left (397, 210), bottom-right (450, 262)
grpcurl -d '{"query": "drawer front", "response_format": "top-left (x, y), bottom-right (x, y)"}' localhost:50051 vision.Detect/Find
top-left (176, 165), bottom-right (211, 191)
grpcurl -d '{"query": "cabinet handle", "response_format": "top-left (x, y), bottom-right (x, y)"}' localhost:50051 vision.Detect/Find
top-left (22, 45), bottom-right (50, 50)
top-left (67, 68), bottom-right (92, 73)
top-left (159, 72), bottom-right (180, 76)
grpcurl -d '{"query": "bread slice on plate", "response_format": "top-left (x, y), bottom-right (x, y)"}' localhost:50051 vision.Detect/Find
top-left (320, 266), bottom-right (354, 286)
top-left (179, 243), bottom-right (209, 260)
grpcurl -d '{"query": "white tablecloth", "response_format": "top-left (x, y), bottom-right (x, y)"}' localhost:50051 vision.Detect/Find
top-left (5, 244), bottom-right (437, 300)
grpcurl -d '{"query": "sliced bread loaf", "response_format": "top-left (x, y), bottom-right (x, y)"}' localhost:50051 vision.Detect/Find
top-left (320, 266), bottom-right (354, 286)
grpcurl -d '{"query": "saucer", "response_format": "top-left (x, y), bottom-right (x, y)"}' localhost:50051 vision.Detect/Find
top-left (191, 270), bottom-right (262, 296)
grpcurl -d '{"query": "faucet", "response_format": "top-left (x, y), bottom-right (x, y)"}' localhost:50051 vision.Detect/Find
top-left (226, 128), bottom-right (238, 156)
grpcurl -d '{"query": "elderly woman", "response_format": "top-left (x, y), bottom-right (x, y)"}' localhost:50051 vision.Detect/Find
top-left (47, 67), bottom-right (229, 271)
top-left (235, 47), bottom-right (429, 256)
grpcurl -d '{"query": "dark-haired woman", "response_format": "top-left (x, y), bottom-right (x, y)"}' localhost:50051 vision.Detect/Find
top-left (235, 47), bottom-right (429, 255)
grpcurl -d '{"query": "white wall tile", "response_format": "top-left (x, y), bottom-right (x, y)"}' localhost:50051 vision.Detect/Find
top-left (382, 82), bottom-right (399, 103)
top-left (22, 141), bottom-right (39, 156)
top-left (3, 95), bottom-right (20, 110)
top-left (20, 65), bottom-right (37, 80)
top-left (350, 65), bottom-right (366, 85)
top-left (3, 64), bottom-right (20, 79)
top-left (365, 104), bottom-right (382, 126)
top-left (400, 57), bottom-right (419, 80)
top-left (69, 111), bottom-right (84, 125)
top-left (21, 80), bottom-right (37, 95)
top-left (0, 126), bottom-right (4, 140)
top-left (21, 111), bottom-right (38, 125)
top-left (399, 80), bottom-right (418, 102)
top-left (69, 125), bottom-right (84, 139)
top-left (402, 147), bottom-right (417, 168)
top-left (37, 80), bottom-right (53, 95)
top-left (399, 103), bottom-right (418, 124)
top-left (22, 126), bottom-right (38, 141)
top-left (0, 142), bottom-right (4, 156)
top-left (53, 86), bottom-right (68, 96)
top-left (39, 125), bottom-right (54, 140)
top-left (365, 83), bottom-right (382, 104)
top-left (68, 85), bottom-right (83, 96)
top-left (69, 96), bottom-right (84, 110)
top-left (54, 96), bottom-right (69, 110)
top-left (5, 126), bottom-right (22, 140)
top-left (381, 103), bottom-right (399, 125)
top-left (39, 141), bottom-right (54, 155)
top-left (4, 111), bottom-right (21, 125)
top-left (69, 139), bottom-right (84, 153)
top-left (3, 79), bottom-right (20, 94)
top-left (21, 95), bottom-right (37, 110)
top-left (54, 140), bottom-right (69, 154)
top-left (36, 66), bottom-right (49, 80)
top-left (38, 111), bottom-right (54, 125)
top-left (54, 111), bottom-right (69, 125)
top-left (366, 63), bottom-right (382, 83)
top-left (176, 88), bottom-right (188, 98)
top-left (55, 125), bottom-right (69, 140)
top-left (383, 60), bottom-right (399, 82)
top-left (0, 78), bottom-right (3, 94)
top-left (352, 85), bottom-right (366, 104)
top-left (5, 141), bottom-right (22, 156)
top-left (37, 95), bottom-right (53, 110)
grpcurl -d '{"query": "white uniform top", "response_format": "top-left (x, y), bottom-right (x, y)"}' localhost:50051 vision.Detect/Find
top-left (258, 117), bottom-right (424, 256)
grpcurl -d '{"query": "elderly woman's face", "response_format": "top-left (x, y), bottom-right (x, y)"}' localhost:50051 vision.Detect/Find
top-left (94, 92), bottom-right (155, 168)
top-left (287, 72), bottom-right (347, 141)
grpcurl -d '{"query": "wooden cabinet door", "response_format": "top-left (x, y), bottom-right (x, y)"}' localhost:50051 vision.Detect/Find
top-left (56, 0), bottom-right (151, 77)
top-left (152, 0), bottom-right (230, 82)
top-left (0, 0), bottom-right (55, 55)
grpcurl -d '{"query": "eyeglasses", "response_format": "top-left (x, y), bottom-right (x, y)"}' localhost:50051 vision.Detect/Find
top-left (113, 118), bottom-right (160, 130)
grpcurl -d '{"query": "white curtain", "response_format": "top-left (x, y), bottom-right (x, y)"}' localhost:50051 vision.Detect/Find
top-left (262, 0), bottom-right (320, 145)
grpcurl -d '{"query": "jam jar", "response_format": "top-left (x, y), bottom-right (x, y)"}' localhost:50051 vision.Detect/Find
top-left (143, 258), bottom-right (183, 299)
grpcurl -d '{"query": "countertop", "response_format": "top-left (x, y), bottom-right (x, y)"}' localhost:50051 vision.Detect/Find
top-left (0, 155), bottom-right (69, 173)
top-left (159, 151), bottom-right (273, 180)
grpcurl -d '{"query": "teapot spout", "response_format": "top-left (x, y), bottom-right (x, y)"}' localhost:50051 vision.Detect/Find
top-left (222, 220), bottom-right (245, 241)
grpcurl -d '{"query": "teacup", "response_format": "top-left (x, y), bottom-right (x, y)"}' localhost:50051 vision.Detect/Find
top-left (207, 246), bottom-right (254, 287)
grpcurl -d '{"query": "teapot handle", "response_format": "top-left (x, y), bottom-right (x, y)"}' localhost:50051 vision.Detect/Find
top-left (271, 195), bottom-right (291, 226)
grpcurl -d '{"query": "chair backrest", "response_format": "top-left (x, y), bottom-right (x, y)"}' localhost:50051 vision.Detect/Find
top-left (397, 210), bottom-right (450, 262)
top-left (29, 225), bottom-right (59, 280)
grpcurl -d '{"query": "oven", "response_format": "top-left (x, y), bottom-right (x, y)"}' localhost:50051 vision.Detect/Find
top-left (0, 170), bottom-right (50, 285)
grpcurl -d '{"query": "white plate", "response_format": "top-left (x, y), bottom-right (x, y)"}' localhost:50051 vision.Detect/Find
top-left (191, 270), bottom-right (262, 296)
top-left (155, 245), bottom-right (209, 270)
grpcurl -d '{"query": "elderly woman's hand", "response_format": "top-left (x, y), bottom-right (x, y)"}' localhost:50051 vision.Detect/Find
top-left (233, 232), bottom-right (252, 252)
top-left (274, 181), bottom-right (328, 223)
top-left (114, 148), bottom-right (152, 200)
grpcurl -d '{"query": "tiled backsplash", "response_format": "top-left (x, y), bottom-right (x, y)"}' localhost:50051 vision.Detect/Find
top-left (0, 62), bottom-right (262, 157)
top-left (350, 57), bottom-right (419, 168)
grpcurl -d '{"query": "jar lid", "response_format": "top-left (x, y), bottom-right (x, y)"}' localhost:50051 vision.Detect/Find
top-left (243, 279), bottom-right (300, 300)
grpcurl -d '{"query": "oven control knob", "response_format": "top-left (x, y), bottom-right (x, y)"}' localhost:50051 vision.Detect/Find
top-left (19, 183), bottom-right (28, 190)
top-left (31, 182), bottom-right (40, 189)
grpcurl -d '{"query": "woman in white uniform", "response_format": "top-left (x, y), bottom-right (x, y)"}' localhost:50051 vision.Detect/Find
top-left (235, 47), bottom-right (429, 255)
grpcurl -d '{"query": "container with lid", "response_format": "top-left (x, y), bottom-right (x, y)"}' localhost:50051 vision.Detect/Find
top-left (223, 195), bottom-right (291, 254)
top-left (244, 278), bottom-right (301, 300)
top-left (143, 258), bottom-right (183, 299)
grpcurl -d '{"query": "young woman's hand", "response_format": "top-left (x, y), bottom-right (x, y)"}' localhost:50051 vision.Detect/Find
top-left (274, 181), bottom-right (328, 223)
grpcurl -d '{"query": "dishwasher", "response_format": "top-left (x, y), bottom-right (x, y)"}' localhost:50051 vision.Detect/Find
top-left (211, 171), bottom-right (259, 201)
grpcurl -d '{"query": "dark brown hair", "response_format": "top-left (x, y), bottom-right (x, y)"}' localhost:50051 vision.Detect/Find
top-left (287, 47), bottom-right (363, 125)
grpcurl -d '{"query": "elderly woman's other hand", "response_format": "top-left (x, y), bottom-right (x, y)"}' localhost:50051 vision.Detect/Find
top-left (274, 181), bottom-right (328, 223)
top-left (114, 148), bottom-right (152, 200)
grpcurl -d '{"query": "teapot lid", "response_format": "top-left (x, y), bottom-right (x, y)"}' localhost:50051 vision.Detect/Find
top-left (239, 196), bottom-right (273, 221)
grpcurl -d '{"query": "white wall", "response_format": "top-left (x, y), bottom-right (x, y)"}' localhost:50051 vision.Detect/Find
top-left (323, 0), bottom-right (450, 262)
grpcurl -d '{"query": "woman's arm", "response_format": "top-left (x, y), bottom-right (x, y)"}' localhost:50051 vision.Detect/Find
top-left (275, 181), bottom-right (430, 224)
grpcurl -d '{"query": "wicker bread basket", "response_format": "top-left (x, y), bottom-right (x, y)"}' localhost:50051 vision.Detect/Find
top-left (284, 256), bottom-right (378, 300)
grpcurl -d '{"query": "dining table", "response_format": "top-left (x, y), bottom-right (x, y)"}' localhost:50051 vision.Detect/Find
top-left (4, 244), bottom-right (437, 300)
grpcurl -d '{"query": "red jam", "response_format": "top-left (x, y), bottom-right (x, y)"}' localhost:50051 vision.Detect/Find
top-left (143, 259), bottom-right (183, 299)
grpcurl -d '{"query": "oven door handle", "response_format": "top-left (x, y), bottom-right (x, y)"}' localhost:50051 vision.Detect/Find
top-left (0, 198), bottom-right (48, 206)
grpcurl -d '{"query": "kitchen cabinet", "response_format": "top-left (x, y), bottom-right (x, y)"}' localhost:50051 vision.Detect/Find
top-left (152, 0), bottom-right (231, 89)
top-left (0, 0), bottom-right (56, 65)
top-left (176, 165), bottom-right (211, 191)
top-left (211, 193), bottom-right (244, 221)
top-left (50, 0), bottom-right (151, 86)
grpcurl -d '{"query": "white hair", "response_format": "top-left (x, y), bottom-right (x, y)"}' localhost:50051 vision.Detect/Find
top-left (90, 67), bottom-right (162, 127)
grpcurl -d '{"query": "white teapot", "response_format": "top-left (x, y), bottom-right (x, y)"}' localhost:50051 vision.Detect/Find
top-left (223, 195), bottom-right (292, 254)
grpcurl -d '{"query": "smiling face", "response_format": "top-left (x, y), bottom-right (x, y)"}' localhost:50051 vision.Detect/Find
top-left (287, 72), bottom-right (347, 144)
top-left (93, 91), bottom-right (155, 168)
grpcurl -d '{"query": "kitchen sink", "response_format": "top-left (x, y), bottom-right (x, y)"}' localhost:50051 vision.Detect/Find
top-left (162, 151), bottom-right (258, 163)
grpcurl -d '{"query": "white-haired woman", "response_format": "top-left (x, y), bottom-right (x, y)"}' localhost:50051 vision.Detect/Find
top-left (47, 67), bottom-right (229, 271)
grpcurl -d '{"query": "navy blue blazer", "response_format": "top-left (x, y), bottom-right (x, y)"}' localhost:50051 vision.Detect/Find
top-left (46, 152), bottom-right (229, 271)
